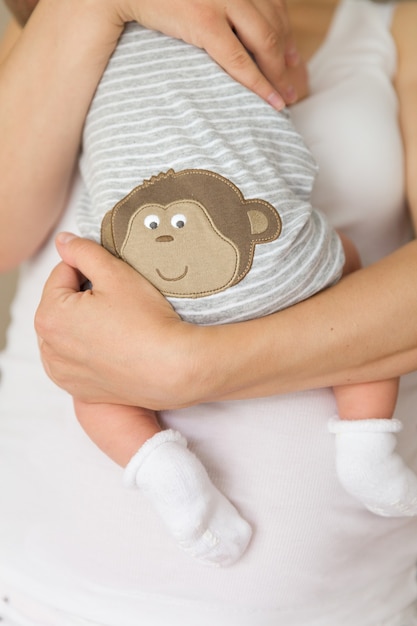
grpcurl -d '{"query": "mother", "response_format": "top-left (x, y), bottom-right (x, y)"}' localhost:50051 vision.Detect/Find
top-left (2, 0), bottom-right (417, 624)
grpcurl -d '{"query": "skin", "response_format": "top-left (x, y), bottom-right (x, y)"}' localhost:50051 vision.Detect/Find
top-left (3, 0), bottom-right (417, 411)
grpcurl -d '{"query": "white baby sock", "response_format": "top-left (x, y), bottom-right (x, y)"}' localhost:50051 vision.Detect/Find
top-left (123, 430), bottom-right (252, 566)
top-left (328, 417), bottom-right (417, 516)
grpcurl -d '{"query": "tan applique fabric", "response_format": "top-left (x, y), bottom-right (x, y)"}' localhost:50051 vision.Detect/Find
top-left (101, 169), bottom-right (282, 298)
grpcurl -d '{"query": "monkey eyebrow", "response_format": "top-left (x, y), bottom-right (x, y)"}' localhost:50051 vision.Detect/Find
top-left (156, 267), bottom-right (188, 282)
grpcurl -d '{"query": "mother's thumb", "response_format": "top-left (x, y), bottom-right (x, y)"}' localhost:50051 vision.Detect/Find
top-left (54, 232), bottom-right (130, 292)
top-left (55, 232), bottom-right (109, 274)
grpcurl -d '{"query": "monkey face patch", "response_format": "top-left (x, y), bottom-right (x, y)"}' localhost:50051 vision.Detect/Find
top-left (120, 200), bottom-right (240, 296)
top-left (101, 169), bottom-right (282, 298)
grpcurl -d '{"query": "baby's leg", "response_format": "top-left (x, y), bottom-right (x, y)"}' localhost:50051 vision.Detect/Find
top-left (74, 399), bottom-right (251, 566)
top-left (74, 398), bottom-right (161, 466)
top-left (329, 379), bottom-right (417, 516)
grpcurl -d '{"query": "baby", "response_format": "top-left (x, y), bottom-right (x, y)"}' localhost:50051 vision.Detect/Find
top-left (74, 22), bottom-right (417, 568)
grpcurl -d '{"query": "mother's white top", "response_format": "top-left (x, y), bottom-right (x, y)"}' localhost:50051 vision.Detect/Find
top-left (0, 1), bottom-right (416, 624)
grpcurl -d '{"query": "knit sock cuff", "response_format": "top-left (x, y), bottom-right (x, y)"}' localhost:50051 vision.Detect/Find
top-left (328, 417), bottom-right (403, 435)
top-left (123, 429), bottom-right (187, 488)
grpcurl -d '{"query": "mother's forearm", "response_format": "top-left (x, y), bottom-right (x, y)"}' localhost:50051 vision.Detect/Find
top-left (0, 0), bottom-right (122, 271)
top-left (193, 241), bottom-right (417, 403)
top-left (36, 236), bottom-right (417, 410)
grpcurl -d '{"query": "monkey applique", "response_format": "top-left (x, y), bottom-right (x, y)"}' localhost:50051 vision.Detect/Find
top-left (101, 169), bottom-right (281, 299)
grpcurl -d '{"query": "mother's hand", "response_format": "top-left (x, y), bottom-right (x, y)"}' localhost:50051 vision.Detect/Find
top-left (116, 0), bottom-right (306, 108)
top-left (35, 234), bottom-right (202, 410)
top-left (7, 0), bottom-right (306, 108)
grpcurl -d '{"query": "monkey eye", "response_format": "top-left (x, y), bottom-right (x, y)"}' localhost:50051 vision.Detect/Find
top-left (144, 214), bottom-right (160, 230)
top-left (171, 214), bottom-right (187, 229)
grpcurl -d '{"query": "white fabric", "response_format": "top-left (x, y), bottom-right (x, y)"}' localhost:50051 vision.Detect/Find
top-left (1, 582), bottom-right (417, 626)
top-left (1, 0), bottom-right (417, 625)
top-left (123, 429), bottom-right (252, 566)
top-left (329, 418), bottom-right (417, 516)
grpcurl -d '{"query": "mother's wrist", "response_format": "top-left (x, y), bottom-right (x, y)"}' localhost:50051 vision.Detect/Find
top-left (178, 323), bottom-right (255, 406)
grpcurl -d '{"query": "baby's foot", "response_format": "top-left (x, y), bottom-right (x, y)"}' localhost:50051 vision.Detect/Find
top-left (124, 430), bottom-right (252, 566)
top-left (329, 418), bottom-right (417, 517)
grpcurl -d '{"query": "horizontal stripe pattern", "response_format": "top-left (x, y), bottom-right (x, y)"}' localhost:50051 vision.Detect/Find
top-left (77, 23), bottom-right (344, 324)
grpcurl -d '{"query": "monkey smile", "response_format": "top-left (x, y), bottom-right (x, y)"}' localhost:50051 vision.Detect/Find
top-left (156, 266), bottom-right (188, 282)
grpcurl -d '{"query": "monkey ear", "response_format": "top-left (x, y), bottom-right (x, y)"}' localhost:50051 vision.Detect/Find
top-left (100, 210), bottom-right (118, 256)
top-left (246, 203), bottom-right (281, 243)
top-left (247, 209), bottom-right (269, 235)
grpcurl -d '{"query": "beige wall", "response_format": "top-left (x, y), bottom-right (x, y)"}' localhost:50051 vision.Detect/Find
top-left (0, 3), bottom-right (10, 30)
top-left (0, 3), bottom-right (18, 350)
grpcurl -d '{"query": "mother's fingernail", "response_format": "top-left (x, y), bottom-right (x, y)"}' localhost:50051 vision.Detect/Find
top-left (284, 85), bottom-right (298, 104)
top-left (56, 232), bottom-right (77, 245)
top-left (285, 46), bottom-right (301, 67)
top-left (267, 91), bottom-right (285, 111)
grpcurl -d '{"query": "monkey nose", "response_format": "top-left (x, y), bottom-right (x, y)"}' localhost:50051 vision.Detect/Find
top-left (155, 235), bottom-right (174, 242)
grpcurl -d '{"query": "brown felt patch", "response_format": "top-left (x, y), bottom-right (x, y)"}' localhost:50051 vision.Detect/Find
top-left (101, 169), bottom-right (281, 298)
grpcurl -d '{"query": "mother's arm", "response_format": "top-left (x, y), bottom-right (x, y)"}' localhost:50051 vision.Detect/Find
top-left (35, 233), bottom-right (417, 411)
top-left (0, 0), bottom-right (123, 271)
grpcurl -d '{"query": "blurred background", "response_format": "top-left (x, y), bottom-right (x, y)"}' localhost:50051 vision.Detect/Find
top-left (0, 4), bottom-right (18, 350)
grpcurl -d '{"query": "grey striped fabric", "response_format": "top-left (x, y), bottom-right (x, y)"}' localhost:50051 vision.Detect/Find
top-left (77, 23), bottom-right (344, 324)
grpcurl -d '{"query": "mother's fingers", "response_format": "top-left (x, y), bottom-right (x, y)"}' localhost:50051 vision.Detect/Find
top-left (131, 0), bottom-right (303, 108)
top-left (199, 17), bottom-right (286, 109)
top-left (42, 257), bottom-right (85, 298)
top-left (54, 232), bottom-right (118, 289)
top-left (226, 0), bottom-right (306, 104)
top-left (34, 260), bottom-right (87, 385)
